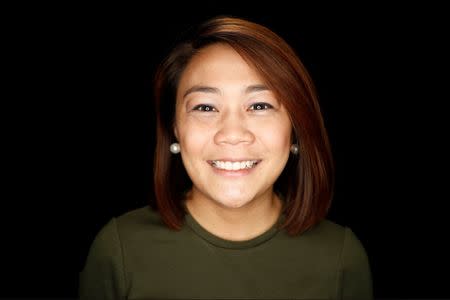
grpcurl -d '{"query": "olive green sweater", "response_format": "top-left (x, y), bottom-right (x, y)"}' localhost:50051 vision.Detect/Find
top-left (79, 206), bottom-right (373, 299)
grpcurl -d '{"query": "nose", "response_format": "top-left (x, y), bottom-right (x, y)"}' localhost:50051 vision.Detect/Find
top-left (214, 111), bottom-right (255, 145)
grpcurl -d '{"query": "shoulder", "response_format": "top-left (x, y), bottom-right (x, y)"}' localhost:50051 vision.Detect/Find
top-left (80, 208), bottom-right (161, 298)
top-left (113, 205), bottom-right (175, 240)
top-left (285, 219), bottom-right (368, 262)
top-left (312, 219), bottom-right (368, 256)
top-left (86, 206), bottom-right (171, 253)
top-left (83, 206), bottom-right (179, 271)
top-left (115, 205), bottom-right (164, 229)
top-left (313, 220), bottom-right (369, 262)
top-left (112, 206), bottom-right (193, 250)
top-left (308, 219), bottom-right (346, 237)
top-left (306, 219), bottom-right (372, 292)
top-left (302, 219), bottom-right (364, 245)
top-left (84, 207), bottom-right (159, 251)
top-left (296, 219), bottom-right (347, 247)
top-left (307, 222), bottom-right (374, 298)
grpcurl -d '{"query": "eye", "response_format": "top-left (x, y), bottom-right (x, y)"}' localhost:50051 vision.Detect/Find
top-left (249, 102), bottom-right (273, 111)
top-left (192, 104), bottom-right (217, 112)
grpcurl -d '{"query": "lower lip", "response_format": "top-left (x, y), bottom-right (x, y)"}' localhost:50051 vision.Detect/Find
top-left (209, 162), bottom-right (260, 177)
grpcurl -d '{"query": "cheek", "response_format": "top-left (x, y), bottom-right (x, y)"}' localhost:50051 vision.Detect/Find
top-left (256, 119), bottom-right (292, 151)
top-left (178, 121), bottom-right (212, 158)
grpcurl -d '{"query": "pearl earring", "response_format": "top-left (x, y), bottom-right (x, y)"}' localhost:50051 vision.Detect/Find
top-left (170, 142), bottom-right (180, 154)
top-left (290, 143), bottom-right (299, 155)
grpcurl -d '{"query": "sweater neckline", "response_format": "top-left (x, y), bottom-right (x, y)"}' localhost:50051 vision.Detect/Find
top-left (182, 200), bottom-right (285, 250)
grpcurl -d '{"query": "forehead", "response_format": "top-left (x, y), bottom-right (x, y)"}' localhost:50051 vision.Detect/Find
top-left (177, 43), bottom-right (266, 94)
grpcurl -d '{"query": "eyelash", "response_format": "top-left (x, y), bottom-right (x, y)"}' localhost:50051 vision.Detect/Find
top-left (192, 103), bottom-right (273, 112)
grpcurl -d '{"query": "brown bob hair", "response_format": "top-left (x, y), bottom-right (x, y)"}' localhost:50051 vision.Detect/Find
top-left (153, 16), bottom-right (334, 236)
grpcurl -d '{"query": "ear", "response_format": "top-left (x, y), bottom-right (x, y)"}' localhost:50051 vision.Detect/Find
top-left (173, 124), bottom-right (179, 140)
top-left (290, 128), bottom-right (296, 144)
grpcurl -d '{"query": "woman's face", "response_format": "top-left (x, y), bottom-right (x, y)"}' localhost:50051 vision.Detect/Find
top-left (174, 43), bottom-right (292, 209)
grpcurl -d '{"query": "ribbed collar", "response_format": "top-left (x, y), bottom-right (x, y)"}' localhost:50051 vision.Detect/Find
top-left (183, 200), bottom-right (285, 250)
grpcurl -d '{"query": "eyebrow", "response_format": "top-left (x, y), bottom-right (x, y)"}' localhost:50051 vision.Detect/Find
top-left (245, 84), bottom-right (270, 93)
top-left (183, 84), bottom-right (271, 99)
top-left (183, 86), bottom-right (221, 98)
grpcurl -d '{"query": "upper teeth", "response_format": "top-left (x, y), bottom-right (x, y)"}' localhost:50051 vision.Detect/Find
top-left (211, 160), bottom-right (259, 170)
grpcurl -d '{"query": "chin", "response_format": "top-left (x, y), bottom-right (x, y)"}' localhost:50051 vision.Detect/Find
top-left (214, 193), bottom-right (255, 209)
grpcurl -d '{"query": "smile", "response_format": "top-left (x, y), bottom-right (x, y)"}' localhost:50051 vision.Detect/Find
top-left (207, 159), bottom-right (262, 177)
top-left (207, 160), bottom-right (262, 171)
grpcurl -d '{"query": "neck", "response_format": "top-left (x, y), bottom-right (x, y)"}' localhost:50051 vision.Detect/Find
top-left (184, 188), bottom-right (283, 241)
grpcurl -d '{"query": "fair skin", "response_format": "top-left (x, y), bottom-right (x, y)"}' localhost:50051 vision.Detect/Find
top-left (174, 43), bottom-right (292, 241)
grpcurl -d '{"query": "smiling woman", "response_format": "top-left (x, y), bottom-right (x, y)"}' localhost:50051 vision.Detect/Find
top-left (174, 43), bottom-right (293, 240)
top-left (79, 16), bottom-right (373, 299)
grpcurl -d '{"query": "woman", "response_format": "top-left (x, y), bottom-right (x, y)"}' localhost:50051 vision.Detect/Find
top-left (79, 16), bottom-right (373, 299)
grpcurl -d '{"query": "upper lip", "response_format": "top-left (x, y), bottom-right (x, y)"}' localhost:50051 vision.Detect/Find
top-left (207, 158), bottom-right (262, 162)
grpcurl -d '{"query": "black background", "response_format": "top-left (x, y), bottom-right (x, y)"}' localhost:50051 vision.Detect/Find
top-left (3, 2), bottom-right (449, 299)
